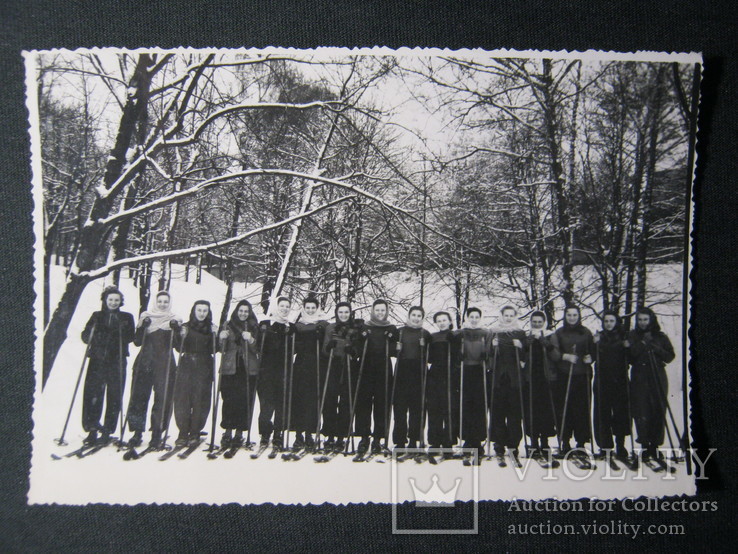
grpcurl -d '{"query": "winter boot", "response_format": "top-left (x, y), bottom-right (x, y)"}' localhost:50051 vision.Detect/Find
top-left (334, 437), bottom-right (346, 453)
top-left (175, 433), bottom-right (188, 447)
top-left (357, 436), bottom-right (370, 455)
top-left (99, 431), bottom-right (111, 445)
top-left (493, 443), bottom-right (505, 457)
top-left (324, 436), bottom-right (335, 451)
top-left (305, 433), bottom-right (315, 449)
top-left (188, 435), bottom-right (201, 447)
top-left (128, 431), bottom-right (143, 448)
top-left (370, 437), bottom-right (382, 454)
top-left (149, 431), bottom-right (162, 449)
top-left (260, 435), bottom-right (270, 448)
top-left (293, 433), bottom-right (305, 450)
top-left (221, 429), bottom-right (233, 449)
top-left (272, 433), bottom-right (284, 450)
top-left (555, 441), bottom-right (571, 459)
top-left (83, 430), bottom-right (98, 446)
top-left (232, 430), bottom-right (244, 447)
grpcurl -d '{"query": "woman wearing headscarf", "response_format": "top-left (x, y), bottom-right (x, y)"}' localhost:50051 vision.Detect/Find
top-left (522, 310), bottom-right (557, 457)
top-left (289, 297), bottom-right (328, 450)
top-left (126, 290), bottom-right (182, 449)
top-left (392, 306), bottom-right (432, 450)
top-left (173, 300), bottom-right (218, 447)
top-left (321, 302), bottom-right (360, 453)
top-left (80, 286), bottom-right (135, 445)
top-left (549, 305), bottom-right (595, 455)
top-left (218, 300), bottom-right (261, 448)
top-left (488, 305), bottom-right (527, 460)
top-left (593, 310), bottom-right (632, 460)
top-left (627, 307), bottom-right (675, 461)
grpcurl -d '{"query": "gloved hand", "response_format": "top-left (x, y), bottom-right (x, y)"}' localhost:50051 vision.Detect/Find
top-left (593, 333), bottom-right (600, 344)
top-left (170, 320), bottom-right (180, 331)
top-left (512, 339), bottom-right (523, 349)
top-left (562, 353), bottom-right (579, 364)
top-left (142, 317), bottom-right (152, 328)
top-left (219, 330), bottom-right (230, 340)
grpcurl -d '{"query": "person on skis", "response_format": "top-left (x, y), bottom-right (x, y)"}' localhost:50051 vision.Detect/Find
top-left (79, 286), bottom-right (135, 445)
top-left (627, 307), bottom-right (675, 463)
top-left (218, 300), bottom-right (261, 450)
top-left (354, 299), bottom-right (398, 456)
top-left (126, 290), bottom-right (181, 449)
top-left (457, 307), bottom-right (489, 461)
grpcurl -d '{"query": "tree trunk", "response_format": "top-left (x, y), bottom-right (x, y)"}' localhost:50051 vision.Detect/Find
top-left (541, 60), bottom-right (574, 305)
top-left (42, 54), bottom-right (154, 387)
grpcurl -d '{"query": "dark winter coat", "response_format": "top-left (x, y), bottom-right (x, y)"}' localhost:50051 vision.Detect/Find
top-left (132, 326), bottom-right (175, 374)
top-left (260, 321), bottom-right (296, 373)
top-left (596, 329), bottom-right (630, 385)
top-left (219, 319), bottom-right (261, 376)
top-left (627, 328), bottom-right (675, 376)
top-left (81, 309), bottom-right (135, 360)
top-left (549, 325), bottom-right (595, 377)
top-left (523, 332), bottom-right (557, 383)
top-left (322, 321), bottom-right (362, 358)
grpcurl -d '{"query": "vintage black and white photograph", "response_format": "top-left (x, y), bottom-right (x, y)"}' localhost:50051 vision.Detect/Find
top-left (26, 47), bottom-right (701, 505)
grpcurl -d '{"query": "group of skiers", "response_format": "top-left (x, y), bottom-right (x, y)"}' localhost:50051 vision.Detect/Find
top-left (72, 285), bottom-right (677, 468)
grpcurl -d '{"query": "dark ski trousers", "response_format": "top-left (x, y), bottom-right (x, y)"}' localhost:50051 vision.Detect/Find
top-left (290, 359), bottom-right (320, 434)
top-left (489, 375), bottom-right (523, 451)
top-left (221, 367), bottom-right (257, 432)
top-left (392, 359), bottom-right (423, 446)
top-left (460, 363), bottom-right (486, 445)
top-left (426, 363), bottom-right (459, 447)
top-left (173, 354), bottom-right (212, 440)
top-left (321, 357), bottom-right (352, 438)
top-left (82, 356), bottom-right (126, 434)
top-left (593, 377), bottom-right (631, 449)
top-left (127, 363), bottom-right (174, 435)
top-left (522, 382), bottom-right (558, 447)
top-left (257, 368), bottom-right (285, 439)
top-left (631, 367), bottom-right (667, 450)
top-left (354, 359), bottom-right (391, 439)
top-left (555, 373), bottom-right (591, 446)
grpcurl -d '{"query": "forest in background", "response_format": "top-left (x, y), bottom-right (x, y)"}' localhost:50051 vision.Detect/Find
top-left (35, 50), bottom-right (699, 384)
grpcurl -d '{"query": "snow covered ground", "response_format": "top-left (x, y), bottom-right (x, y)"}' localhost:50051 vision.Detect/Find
top-left (29, 264), bottom-right (694, 505)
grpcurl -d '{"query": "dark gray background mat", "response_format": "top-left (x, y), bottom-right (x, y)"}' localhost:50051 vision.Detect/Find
top-left (1, 1), bottom-right (736, 550)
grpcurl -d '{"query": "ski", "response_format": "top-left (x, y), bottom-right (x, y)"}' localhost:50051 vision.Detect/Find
top-left (508, 450), bottom-right (523, 469)
top-left (51, 443), bottom-right (95, 460)
top-left (250, 443), bottom-right (269, 460)
top-left (314, 449), bottom-right (340, 463)
top-left (566, 450), bottom-right (595, 470)
top-left (616, 453), bottom-right (639, 472)
top-left (531, 450), bottom-right (560, 469)
top-left (281, 445), bottom-right (303, 461)
top-left (124, 444), bottom-right (162, 461)
top-left (643, 456), bottom-right (676, 474)
top-left (285, 447), bottom-right (313, 462)
top-left (206, 444), bottom-right (229, 460)
top-left (177, 439), bottom-right (203, 459)
top-left (223, 444), bottom-right (243, 459)
top-left (352, 450), bottom-right (369, 462)
top-left (77, 437), bottom-right (118, 458)
top-left (158, 444), bottom-right (186, 461)
top-left (606, 454), bottom-right (621, 472)
top-left (267, 445), bottom-right (283, 459)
